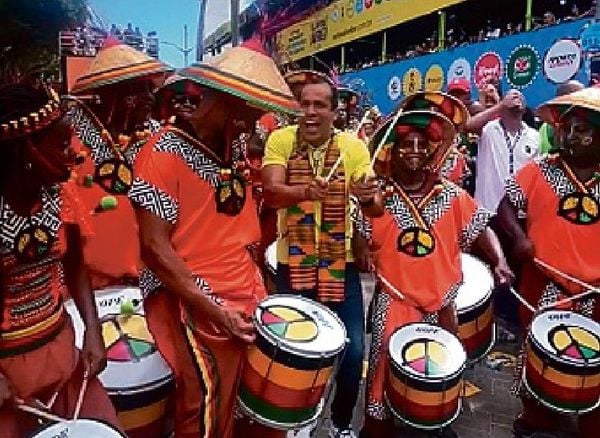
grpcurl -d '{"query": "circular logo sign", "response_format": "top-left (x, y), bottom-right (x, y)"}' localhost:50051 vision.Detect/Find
top-left (388, 75), bottom-right (402, 100)
top-left (447, 58), bottom-right (472, 85)
top-left (425, 64), bottom-right (444, 91)
top-left (261, 305), bottom-right (318, 342)
top-left (543, 39), bottom-right (582, 84)
top-left (402, 68), bottom-right (423, 96)
top-left (507, 45), bottom-right (539, 89)
top-left (474, 52), bottom-right (503, 87)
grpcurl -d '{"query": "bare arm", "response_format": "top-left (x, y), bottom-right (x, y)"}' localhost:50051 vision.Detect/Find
top-left (135, 208), bottom-right (255, 342)
top-left (262, 165), bottom-right (307, 209)
top-left (497, 196), bottom-right (534, 263)
top-left (465, 104), bottom-right (501, 134)
top-left (64, 223), bottom-right (106, 376)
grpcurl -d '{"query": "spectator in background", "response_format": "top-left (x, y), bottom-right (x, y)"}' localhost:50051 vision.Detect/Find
top-left (542, 11), bottom-right (557, 27)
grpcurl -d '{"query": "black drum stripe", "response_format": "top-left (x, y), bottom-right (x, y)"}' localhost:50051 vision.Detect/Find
top-left (108, 378), bottom-right (175, 411)
top-left (389, 363), bottom-right (462, 392)
top-left (254, 333), bottom-right (337, 371)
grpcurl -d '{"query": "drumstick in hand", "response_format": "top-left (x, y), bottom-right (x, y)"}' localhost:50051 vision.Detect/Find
top-left (325, 155), bottom-right (343, 182)
top-left (15, 399), bottom-right (67, 423)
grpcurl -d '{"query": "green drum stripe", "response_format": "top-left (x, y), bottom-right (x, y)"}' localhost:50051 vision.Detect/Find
top-left (527, 380), bottom-right (596, 411)
top-left (239, 386), bottom-right (317, 424)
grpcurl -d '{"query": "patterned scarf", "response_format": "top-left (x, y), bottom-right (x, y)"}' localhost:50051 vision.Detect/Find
top-left (287, 131), bottom-right (347, 302)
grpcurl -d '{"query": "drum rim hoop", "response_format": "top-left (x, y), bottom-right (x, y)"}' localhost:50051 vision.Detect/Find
top-left (30, 418), bottom-right (127, 437)
top-left (456, 288), bottom-right (493, 315)
top-left (237, 394), bottom-right (324, 430)
top-left (103, 374), bottom-right (174, 396)
top-left (383, 391), bottom-right (462, 430)
top-left (254, 294), bottom-right (348, 358)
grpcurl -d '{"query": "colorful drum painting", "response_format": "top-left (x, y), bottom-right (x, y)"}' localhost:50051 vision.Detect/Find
top-left (239, 294), bottom-right (347, 429)
top-left (66, 286), bottom-right (174, 438)
top-left (524, 311), bottom-right (600, 413)
top-left (456, 253), bottom-right (495, 362)
top-left (386, 323), bottom-right (466, 430)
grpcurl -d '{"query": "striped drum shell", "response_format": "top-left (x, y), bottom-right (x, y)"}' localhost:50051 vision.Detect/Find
top-left (239, 295), bottom-right (346, 429)
top-left (524, 311), bottom-right (600, 413)
top-left (386, 323), bottom-right (466, 430)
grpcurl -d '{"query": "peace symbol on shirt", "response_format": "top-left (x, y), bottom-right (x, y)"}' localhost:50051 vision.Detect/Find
top-left (94, 158), bottom-right (133, 195)
top-left (558, 192), bottom-right (600, 225)
top-left (397, 226), bottom-right (436, 257)
top-left (14, 224), bottom-right (54, 262)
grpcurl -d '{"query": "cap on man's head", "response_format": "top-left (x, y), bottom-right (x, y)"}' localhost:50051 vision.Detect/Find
top-left (447, 78), bottom-right (471, 95)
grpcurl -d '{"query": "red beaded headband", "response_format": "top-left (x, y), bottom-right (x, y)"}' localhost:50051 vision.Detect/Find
top-left (0, 99), bottom-right (63, 142)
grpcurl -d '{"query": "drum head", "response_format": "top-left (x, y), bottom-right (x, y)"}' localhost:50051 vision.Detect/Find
top-left (255, 295), bottom-right (347, 358)
top-left (265, 243), bottom-right (277, 274)
top-left (31, 419), bottom-right (125, 437)
top-left (65, 287), bottom-right (172, 393)
top-left (389, 323), bottom-right (466, 380)
top-left (455, 253), bottom-right (494, 312)
top-left (531, 311), bottom-right (600, 366)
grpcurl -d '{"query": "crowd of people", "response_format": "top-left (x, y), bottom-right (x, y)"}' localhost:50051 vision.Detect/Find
top-left (0, 25), bottom-right (599, 438)
top-left (341, 1), bottom-right (596, 73)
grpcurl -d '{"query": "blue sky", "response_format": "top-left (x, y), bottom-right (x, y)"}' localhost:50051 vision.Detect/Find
top-left (89, 0), bottom-right (253, 68)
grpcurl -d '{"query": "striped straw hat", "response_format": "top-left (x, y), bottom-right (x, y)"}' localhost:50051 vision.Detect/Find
top-left (71, 37), bottom-right (173, 94)
top-left (180, 38), bottom-right (298, 115)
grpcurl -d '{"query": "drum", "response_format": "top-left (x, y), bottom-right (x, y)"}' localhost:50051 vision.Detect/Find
top-left (456, 253), bottom-right (495, 362)
top-left (66, 286), bottom-right (174, 438)
top-left (30, 419), bottom-right (125, 437)
top-left (264, 242), bottom-right (278, 293)
top-left (386, 323), bottom-right (466, 430)
top-left (239, 294), bottom-right (347, 430)
top-left (523, 311), bottom-right (600, 414)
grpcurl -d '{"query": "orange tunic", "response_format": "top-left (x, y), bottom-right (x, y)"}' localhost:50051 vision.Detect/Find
top-left (129, 127), bottom-right (272, 438)
top-left (69, 105), bottom-right (159, 288)
top-left (506, 159), bottom-right (600, 326)
top-left (357, 181), bottom-right (490, 419)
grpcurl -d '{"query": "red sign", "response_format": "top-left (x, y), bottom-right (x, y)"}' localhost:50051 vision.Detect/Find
top-left (474, 52), bottom-right (503, 87)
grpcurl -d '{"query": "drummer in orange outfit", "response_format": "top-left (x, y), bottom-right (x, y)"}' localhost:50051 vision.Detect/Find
top-left (356, 109), bottom-right (512, 437)
top-left (0, 84), bottom-right (120, 436)
top-left (66, 37), bottom-right (172, 289)
top-left (498, 87), bottom-right (600, 438)
top-left (129, 39), bottom-right (298, 438)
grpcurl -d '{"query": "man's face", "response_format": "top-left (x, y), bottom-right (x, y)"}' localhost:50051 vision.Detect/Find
top-left (393, 131), bottom-right (432, 173)
top-left (298, 83), bottom-right (336, 145)
top-left (559, 114), bottom-right (600, 166)
top-left (502, 89), bottom-right (526, 116)
top-left (363, 122), bottom-right (375, 137)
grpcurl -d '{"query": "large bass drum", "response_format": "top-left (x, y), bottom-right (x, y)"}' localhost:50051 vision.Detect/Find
top-left (66, 286), bottom-right (174, 438)
top-left (29, 419), bottom-right (125, 437)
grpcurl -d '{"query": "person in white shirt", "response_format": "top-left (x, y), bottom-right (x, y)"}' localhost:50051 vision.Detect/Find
top-left (475, 90), bottom-right (540, 214)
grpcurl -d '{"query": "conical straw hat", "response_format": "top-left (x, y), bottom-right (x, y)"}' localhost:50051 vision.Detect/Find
top-left (537, 87), bottom-right (600, 126)
top-left (400, 91), bottom-right (470, 129)
top-left (180, 39), bottom-right (298, 115)
top-left (71, 37), bottom-right (173, 94)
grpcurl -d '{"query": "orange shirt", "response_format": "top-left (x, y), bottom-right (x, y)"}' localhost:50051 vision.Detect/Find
top-left (69, 105), bottom-right (159, 288)
top-left (130, 128), bottom-right (263, 308)
top-left (360, 181), bottom-right (490, 312)
top-left (507, 159), bottom-right (600, 294)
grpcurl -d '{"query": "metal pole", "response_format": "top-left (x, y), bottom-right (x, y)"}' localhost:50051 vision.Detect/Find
top-left (381, 31), bottom-right (387, 63)
top-left (230, 0), bottom-right (240, 47)
top-left (341, 45), bottom-right (346, 72)
top-left (438, 11), bottom-right (446, 50)
top-left (197, 0), bottom-right (208, 61)
top-left (525, 0), bottom-right (533, 32)
top-left (184, 25), bottom-right (189, 67)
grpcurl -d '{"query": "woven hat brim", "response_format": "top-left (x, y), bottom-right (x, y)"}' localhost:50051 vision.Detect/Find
top-left (399, 91), bottom-right (470, 128)
top-left (537, 87), bottom-right (600, 125)
top-left (180, 65), bottom-right (299, 115)
top-left (71, 61), bottom-right (173, 94)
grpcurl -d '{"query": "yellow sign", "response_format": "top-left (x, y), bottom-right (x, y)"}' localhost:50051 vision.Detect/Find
top-left (425, 64), bottom-right (445, 91)
top-left (276, 0), bottom-right (466, 61)
top-left (402, 68), bottom-right (423, 96)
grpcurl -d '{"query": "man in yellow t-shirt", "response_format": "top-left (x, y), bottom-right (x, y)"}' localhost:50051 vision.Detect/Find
top-left (262, 76), bottom-right (381, 438)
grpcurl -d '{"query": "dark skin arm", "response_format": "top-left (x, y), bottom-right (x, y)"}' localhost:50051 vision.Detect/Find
top-left (135, 208), bottom-right (255, 343)
top-left (472, 226), bottom-right (515, 285)
top-left (497, 196), bottom-right (535, 263)
top-left (64, 223), bottom-right (106, 377)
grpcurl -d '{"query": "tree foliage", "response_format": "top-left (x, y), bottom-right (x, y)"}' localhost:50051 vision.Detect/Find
top-left (0, 0), bottom-right (89, 83)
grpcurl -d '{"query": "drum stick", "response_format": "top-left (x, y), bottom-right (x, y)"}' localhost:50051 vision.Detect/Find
top-left (370, 108), bottom-right (403, 168)
top-left (534, 258), bottom-right (600, 295)
top-left (509, 287), bottom-right (536, 313)
top-left (353, 110), bottom-right (371, 136)
top-left (72, 373), bottom-right (88, 421)
top-left (376, 272), bottom-right (408, 302)
top-left (325, 155), bottom-right (343, 182)
top-left (540, 289), bottom-right (598, 311)
top-left (15, 400), bottom-right (67, 423)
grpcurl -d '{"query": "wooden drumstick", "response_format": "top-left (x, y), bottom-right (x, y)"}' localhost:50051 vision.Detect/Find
top-left (370, 108), bottom-right (403, 168)
top-left (325, 155), bottom-right (343, 182)
top-left (376, 272), bottom-right (407, 301)
top-left (535, 257), bottom-right (600, 295)
top-left (72, 373), bottom-right (88, 421)
top-left (508, 287), bottom-right (536, 313)
top-left (540, 290), bottom-right (598, 311)
top-left (15, 399), bottom-right (67, 423)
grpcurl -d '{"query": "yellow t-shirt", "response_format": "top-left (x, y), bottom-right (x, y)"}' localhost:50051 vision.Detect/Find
top-left (263, 125), bottom-right (372, 264)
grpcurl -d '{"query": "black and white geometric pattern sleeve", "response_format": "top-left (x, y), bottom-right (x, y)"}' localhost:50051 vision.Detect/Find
top-left (129, 177), bottom-right (179, 224)
top-left (350, 197), bottom-right (373, 242)
top-left (459, 206), bottom-right (492, 252)
top-left (505, 177), bottom-right (528, 212)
